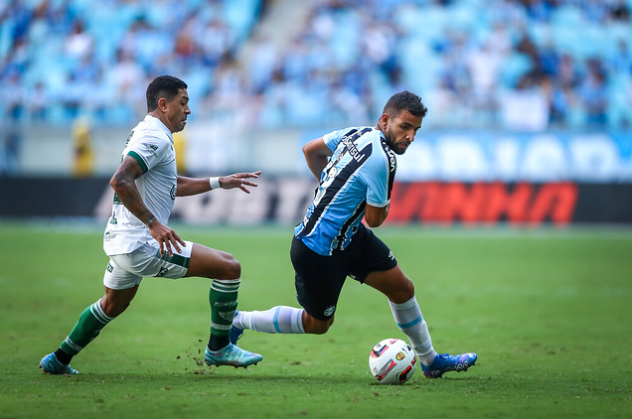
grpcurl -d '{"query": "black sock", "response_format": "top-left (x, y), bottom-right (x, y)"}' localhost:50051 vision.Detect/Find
top-left (54, 348), bottom-right (73, 365)
top-left (208, 335), bottom-right (229, 351)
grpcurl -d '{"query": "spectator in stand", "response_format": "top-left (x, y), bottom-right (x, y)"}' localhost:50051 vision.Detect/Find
top-left (26, 81), bottom-right (48, 122)
top-left (64, 20), bottom-right (94, 61)
top-left (580, 61), bottom-right (609, 126)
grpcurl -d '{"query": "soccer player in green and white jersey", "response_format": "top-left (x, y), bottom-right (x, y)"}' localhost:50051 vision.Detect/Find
top-left (39, 75), bottom-right (263, 374)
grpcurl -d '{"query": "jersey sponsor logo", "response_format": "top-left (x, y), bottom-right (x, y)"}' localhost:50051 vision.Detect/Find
top-left (341, 131), bottom-right (370, 163)
top-left (298, 136), bottom-right (373, 238)
top-left (381, 138), bottom-right (397, 173)
top-left (156, 267), bottom-right (169, 277)
top-left (324, 305), bottom-right (336, 317)
top-left (380, 139), bottom-right (397, 198)
top-left (121, 131), bottom-right (135, 163)
top-left (124, 130), bottom-right (134, 147)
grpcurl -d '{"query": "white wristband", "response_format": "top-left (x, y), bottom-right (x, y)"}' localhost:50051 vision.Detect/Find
top-left (209, 177), bottom-right (221, 190)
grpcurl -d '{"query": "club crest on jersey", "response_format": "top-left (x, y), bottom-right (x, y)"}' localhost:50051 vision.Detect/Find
top-left (324, 305), bottom-right (336, 317)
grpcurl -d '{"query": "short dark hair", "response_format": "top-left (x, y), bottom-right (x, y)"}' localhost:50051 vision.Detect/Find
top-left (146, 75), bottom-right (188, 112)
top-left (383, 91), bottom-right (428, 118)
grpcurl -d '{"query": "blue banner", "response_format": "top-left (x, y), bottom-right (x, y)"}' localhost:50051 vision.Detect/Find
top-left (388, 131), bottom-right (632, 183)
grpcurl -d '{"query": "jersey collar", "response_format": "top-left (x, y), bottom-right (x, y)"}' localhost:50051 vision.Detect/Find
top-left (144, 114), bottom-right (174, 143)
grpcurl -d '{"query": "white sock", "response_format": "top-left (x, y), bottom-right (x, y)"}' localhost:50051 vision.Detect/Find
top-left (389, 296), bottom-right (437, 366)
top-left (234, 306), bottom-right (305, 334)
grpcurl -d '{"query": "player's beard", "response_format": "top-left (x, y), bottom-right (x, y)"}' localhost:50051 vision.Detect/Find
top-left (385, 130), bottom-right (408, 155)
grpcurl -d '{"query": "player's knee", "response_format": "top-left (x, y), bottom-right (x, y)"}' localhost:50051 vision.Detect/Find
top-left (102, 285), bottom-right (138, 317)
top-left (304, 316), bottom-right (334, 335)
top-left (311, 322), bottom-right (331, 335)
top-left (308, 324), bottom-right (331, 335)
top-left (402, 278), bottom-right (415, 299)
top-left (217, 255), bottom-right (241, 280)
top-left (389, 278), bottom-right (415, 304)
top-left (101, 299), bottom-right (130, 318)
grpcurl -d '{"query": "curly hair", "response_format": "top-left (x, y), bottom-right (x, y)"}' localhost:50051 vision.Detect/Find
top-left (383, 91), bottom-right (428, 118)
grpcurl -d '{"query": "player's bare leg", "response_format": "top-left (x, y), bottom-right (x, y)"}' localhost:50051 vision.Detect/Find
top-left (301, 312), bottom-right (334, 334)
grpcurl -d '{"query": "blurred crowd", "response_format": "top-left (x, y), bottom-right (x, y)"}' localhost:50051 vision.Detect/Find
top-left (1, 0), bottom-right (632, 132)
top-left (0, 0), bottom-right (262, 127)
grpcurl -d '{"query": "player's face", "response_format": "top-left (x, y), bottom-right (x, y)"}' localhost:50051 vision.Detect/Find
top-left (163, 89), bottom-right (191, 133)
top-left (380, 109), bottom-right (422, 155)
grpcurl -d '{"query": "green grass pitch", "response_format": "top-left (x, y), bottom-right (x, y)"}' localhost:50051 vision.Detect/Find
top-left (0, 222), bottom-right (631, 419)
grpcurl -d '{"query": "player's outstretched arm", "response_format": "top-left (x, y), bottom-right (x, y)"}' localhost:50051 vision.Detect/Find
top-left (176, 171), bottom-right (262, 196)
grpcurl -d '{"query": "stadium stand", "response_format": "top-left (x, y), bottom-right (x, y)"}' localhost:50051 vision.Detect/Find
top-left (1, 0), bottom-right (631, 130)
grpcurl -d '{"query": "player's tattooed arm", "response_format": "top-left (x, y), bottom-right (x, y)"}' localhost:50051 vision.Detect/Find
top-left (138, 210), bottom-right (157, 227)
top-left (110, 155), bottom-right (152, 223)
top-left (110, 155), bottom-right (184, 256)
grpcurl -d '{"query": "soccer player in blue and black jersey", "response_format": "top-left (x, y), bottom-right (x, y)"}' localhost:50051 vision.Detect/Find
top-left (232, 91), bottom-right (477, 378)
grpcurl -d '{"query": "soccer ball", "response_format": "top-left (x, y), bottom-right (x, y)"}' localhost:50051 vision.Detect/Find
top-left (369, 338), bottom-right (417, 384)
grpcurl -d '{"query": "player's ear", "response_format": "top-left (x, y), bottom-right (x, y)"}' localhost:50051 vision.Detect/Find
top-left (157, 96), bottom-right (169, 112)
top-left (379, 113), bottom-right (390, 131)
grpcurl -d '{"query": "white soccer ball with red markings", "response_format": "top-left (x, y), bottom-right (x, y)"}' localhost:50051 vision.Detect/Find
top-left (369, 338), bottom-right (417, 384)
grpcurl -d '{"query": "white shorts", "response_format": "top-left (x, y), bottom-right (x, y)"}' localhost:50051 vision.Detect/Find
top-left (103, 240), bottom-right (194, 290)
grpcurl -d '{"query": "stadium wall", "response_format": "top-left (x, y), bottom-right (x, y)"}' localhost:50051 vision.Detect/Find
top-left (4, 128), bottom-right (631, 225)
top-left (9, 126), bottom-right (632, 181)
top-left (1, 177), bottom-right (631, 225)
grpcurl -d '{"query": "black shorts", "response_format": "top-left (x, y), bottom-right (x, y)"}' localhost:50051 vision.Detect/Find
top-left (290, 224), bottom-right (398, 321)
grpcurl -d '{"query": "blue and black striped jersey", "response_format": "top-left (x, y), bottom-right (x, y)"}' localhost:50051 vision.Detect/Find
top-left (295, 126), bottom-right (397, 256)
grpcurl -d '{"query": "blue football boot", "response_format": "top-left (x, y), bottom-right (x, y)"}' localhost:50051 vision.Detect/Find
top-left (204, 343), bottom-right (262, 368)
top-left (421, 352), bottom-right (477, 378)
top-left (39, 353), bottom-right (79, 375)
